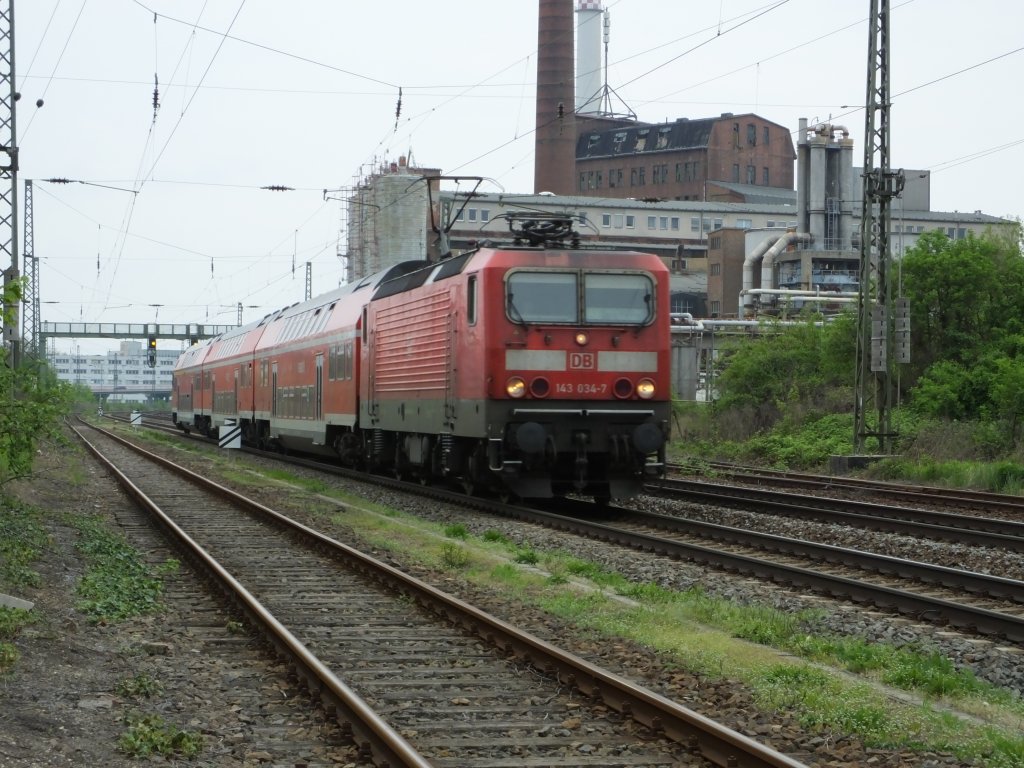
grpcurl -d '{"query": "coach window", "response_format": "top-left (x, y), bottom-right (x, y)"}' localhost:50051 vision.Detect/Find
top-left (506, 271), bottom-right (578, 323)
top-left (467, 275), bottom-right (478, 324)
top-left (583, 273), bottom-right (653, 325)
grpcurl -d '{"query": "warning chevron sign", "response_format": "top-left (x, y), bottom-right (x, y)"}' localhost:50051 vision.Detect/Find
top-left (219, 420), bottom-right (242, 449)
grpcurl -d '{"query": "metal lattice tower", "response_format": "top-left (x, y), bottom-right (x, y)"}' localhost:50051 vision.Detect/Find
top-left (853, 0), bottom-right (906, 454)
top-left (22, 177), bottom-right (39, 359)
top-left (0, 0), bottom-right (20, 365)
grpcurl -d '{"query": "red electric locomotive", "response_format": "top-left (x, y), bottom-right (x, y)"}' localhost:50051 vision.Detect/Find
top-left (172, 216), bottom-right (671, 501)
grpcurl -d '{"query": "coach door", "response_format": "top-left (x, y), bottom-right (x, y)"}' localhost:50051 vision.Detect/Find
top-left (315, 353), bottom-right (323, 420)
top-left (271, 363), bottom-right (278, 416)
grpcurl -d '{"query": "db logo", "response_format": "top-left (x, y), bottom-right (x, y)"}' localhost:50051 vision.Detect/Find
top-left (569, 352), bottom-right (595, 370)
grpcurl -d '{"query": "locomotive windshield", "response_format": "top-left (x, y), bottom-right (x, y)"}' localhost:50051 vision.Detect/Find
top-left (506, 270), bottom-right (654, 325)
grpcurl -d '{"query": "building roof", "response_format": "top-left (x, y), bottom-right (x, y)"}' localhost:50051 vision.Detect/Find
top-left (706, 181), bottom-right (797, 206)
top-left (575, 113), bottom-right (791, 160)
top-left (463, 192), bottom-right (797, 216)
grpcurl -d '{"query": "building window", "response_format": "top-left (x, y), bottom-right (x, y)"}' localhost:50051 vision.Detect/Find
top-left (733, 122), bottom-right (740, 148)
top-left (713, 218), bottom-right (723, 229)
top-left (596, 170), bottom-right (603, 189)
top-left (647, 215), bottom-right (657, 229)
top-left (767, 220), bottom-right (776, 228)
top-left (638, 167), bottom-right (645, 185)
top-left (709, 236), bottom-right (721, 249)
top-left (711, 300), bottom-right (721, 317)
top-left (468, 208), bottom-right (477, 222)
top-left (763, 126), bottom-right (770, 145)
top-left (732, 164), bottom-right (739, 183)
top-left (455, 208), bottom-right (464, 221)
top-left (710, 263), bottom-right (722, 276)
top-left (613, 132), bottom-right (627, 152)
top-left (634, 129), bottom-right (649, 151)
top-left (670, 217), bottom-right (679, 231)
top-left (579, 173), bottom-right (587, 192)
top-left (630, 168), bottom-right (638, 186)
top-left (656, 127), bottom-right (671, 149)
top-left (588, 134), bottom-right (601, 149)
top-left (747, 123), bottom-right (756, 145)
top-left (762, 167), bottom-right (769, 185)
top-left (625, 215), bottom-right (635, 228)
top-left (690, 216), bottom-right (701, 232)
top-left (480, 209), bottom-right (489, 222)
top-left (736, 218), bottom-right (752, 229)
top-left (601, 213), bottom-right (611, 227)
top-left (675, 163), bottom-right (682, 182)
top-left (746, 165), bottom-right (756, 184)
top-left (613, 214), bottom-right (624, 228)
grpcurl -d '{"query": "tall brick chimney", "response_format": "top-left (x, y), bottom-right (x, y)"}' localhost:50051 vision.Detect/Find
top-left (534, 0), bottom-right (576, 194)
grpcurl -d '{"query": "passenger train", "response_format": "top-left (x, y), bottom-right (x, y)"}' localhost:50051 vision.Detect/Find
top-left (172, 216), bottom-right (672, 501)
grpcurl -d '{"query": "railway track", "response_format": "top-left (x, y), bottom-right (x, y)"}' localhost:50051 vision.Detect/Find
top-left (646, 476), bottom-right (1024, 550)
top-left (73, 418), bottom-right (807, 768)
top-left (109, 414), bottom-right (1024, 643)
top-left (668, 460), bottom-right (1024, 517)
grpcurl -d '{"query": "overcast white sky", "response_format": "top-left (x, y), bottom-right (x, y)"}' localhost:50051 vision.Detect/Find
top-left (15, 0), bottom-right (1024, 354)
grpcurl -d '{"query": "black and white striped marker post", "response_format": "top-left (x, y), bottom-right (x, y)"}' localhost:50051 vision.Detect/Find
top-left (219, 418), bottom-right (242, 449)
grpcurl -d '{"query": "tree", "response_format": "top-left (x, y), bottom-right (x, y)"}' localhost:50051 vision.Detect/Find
top-left (900, 230), bottom-right (1024, 381)
top-left (713, 314), bottom-right (856, 433)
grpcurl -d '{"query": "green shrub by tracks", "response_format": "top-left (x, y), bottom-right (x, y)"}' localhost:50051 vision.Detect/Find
top-left (0, 499), bottom-right (49, 589)
top-left (118, 713), bottom-right (202, 758)
top-left (0, 498), bottom-right (47, 673)
top-left (67, 514), bottom-right (167, 622)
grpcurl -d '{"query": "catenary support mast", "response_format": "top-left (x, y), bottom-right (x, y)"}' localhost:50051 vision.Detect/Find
top-left (853, 0), bottom-right (906, 454)
top-left (0, 0), bottom-right (19, 366)
top-left (22, 177), bottom-right (39, 359)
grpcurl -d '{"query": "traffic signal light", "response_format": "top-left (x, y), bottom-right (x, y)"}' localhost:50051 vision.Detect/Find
top-left (147, 336), bottom-right (157, 367)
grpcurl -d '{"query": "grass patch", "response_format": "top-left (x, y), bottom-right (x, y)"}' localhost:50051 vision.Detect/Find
top-left (118, 714), bottom-right (202, 759)
top-left (67, 514), bottom-right (168, 623)
top-left (440, 542), bottom-right (470, 569)
top-left (482, 529), bottom-right (509, 544)
top-left (444, 523), bottom-right (469, 539)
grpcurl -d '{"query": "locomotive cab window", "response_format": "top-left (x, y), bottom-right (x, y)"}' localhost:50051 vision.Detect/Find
top-left (467, 275), bottom-right (478, 325)
top-left (507, 272), bottom-right (578, 323)
top-left (583, 273), bottom-right (654, 324)
top-left (506, 270), bottom-right (653, 325)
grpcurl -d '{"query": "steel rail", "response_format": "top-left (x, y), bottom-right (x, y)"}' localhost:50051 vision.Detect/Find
top-left (647, 477), bottom-right (1024, 549)
top-left (75, 419), bottom-right (809, 768)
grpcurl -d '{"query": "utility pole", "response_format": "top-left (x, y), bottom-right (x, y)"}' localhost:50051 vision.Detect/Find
top-left (0, 0), bottom-right (19, 367)
top-left (22, 177), bottom-right (39, 359)
top-left (853, 0), bottom-right (907, 454)
top-left (305, 261), bottom-right (312, 301)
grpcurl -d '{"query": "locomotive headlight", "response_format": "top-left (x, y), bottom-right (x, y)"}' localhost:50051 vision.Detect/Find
top-left (574, 332), bottom-right (589, 346)
top-left (636, 378), bottom-right (656, 399)
top-left (506, 377), bottom-right (527, 398)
